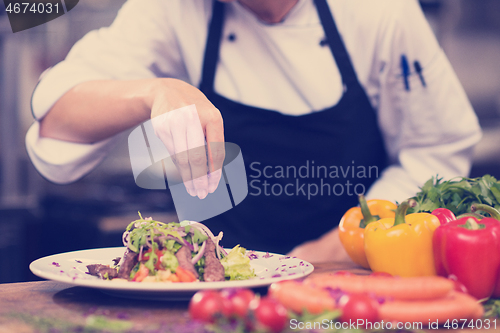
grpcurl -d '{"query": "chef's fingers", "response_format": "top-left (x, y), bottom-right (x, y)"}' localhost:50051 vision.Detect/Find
top-left (208, 168), bottom-right (222, 194)
top-left (207, 144), bottom-right (224, 194)
top-left (151, 110), bottom-right (191, 193)
top-left (151, 113), bottom-right (175, 156)
top-left (205, 114), bottom-right (225, 193)
top-left (185, 112), bottom-right (209, 199)
top-left (170, 115), bottom-right (196, 197)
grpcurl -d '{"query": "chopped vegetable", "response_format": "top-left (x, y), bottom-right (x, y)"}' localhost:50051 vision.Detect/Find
top-left (161, 251), bottom-right (178, 272)
top-left (88, 213), bottom-right (254, 283)
top-left (176, 266), bottom-right (197, 282)
top-left (220, 245), bottom-right (255, 280)
top-left (131, 263), bottom-right (149, 282)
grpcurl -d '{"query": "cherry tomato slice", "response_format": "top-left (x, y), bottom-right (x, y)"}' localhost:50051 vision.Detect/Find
top-left (131, 263), bottom-right (149, 282)
top-left (141, 249), bottom-right (164, 270)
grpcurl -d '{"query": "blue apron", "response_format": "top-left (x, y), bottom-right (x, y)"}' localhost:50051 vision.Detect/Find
top-left (200, 0), bottom-right (388, 254)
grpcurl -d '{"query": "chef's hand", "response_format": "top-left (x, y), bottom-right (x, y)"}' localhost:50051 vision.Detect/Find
top-left (287, 228), bottom-right (350, 263)
top-left (150, 79), bottom-right (225, 199)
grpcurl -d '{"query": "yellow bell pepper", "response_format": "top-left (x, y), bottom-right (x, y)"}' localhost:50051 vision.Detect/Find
top-left (364, 199), bottom-right (440, 277)
top-left (338, 195), bottom-right (396, 269)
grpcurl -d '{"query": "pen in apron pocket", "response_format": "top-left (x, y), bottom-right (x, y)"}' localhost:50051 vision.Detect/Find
top-left (414, 61), bottom-right (426, 87)
top-left (401, 55), bottom-right (410, 91)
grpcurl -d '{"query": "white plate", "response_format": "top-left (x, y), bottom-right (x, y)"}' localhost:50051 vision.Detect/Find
top-left (29, 247), bottom-right (314, 300)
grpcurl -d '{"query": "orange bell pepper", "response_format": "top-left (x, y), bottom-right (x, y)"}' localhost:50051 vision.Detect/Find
top-left (338, 195), bottom-right (397, 269)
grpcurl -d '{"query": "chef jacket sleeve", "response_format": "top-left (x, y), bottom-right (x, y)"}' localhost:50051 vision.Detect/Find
top-left (26, 0), bottom-right (187, 184)
top-left (364, 0), bottom-right (482, 202)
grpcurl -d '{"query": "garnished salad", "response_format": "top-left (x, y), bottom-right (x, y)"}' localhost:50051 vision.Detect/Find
top-left (87, 214), bottom-right (255, 283)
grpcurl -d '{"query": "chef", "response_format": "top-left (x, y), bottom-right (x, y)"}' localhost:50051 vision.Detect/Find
top-left (26, 0), bottom-right (481, 260)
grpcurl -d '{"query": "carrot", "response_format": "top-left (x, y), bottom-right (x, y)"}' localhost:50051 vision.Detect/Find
top-left (304, 273), bottom-right (454, 301)
top-left (378, 291), bottom-right (483, 324)
top-left (166, 273), bottom-right (180, 282)
top-left (176, 266), bottom-right (197, 282)
top-left (268, 280), bottom-right (336, 314)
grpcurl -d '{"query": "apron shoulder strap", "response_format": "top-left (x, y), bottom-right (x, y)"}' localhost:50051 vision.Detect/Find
top-left (201, 0), bottom-right (360, 90)
top-left (314, 0), bottom-right (358, 87)
top-left (199, 0), bottom-right (225, 92)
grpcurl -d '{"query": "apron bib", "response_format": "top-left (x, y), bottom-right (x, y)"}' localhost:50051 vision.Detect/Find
top-left (199, 0), bottom-right (388, 254)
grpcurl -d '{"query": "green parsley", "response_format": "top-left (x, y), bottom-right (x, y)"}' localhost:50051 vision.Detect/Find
top-left (409, 175), bottom-right (500, 216)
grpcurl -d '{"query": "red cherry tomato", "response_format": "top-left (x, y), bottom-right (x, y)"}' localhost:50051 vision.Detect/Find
top-left (249, 296), bottom-right (288, 333)
top-left (333, 271), bottom-right (355, 276)
top-left (221, 288), bottom-right (255, 318)
top-left (369, 271), bottom-right (393, 278)
top-left (338, 293), bottom-right (379, 328)
top-left (189, 290), bottom-right (226, 323)
top-left (221, 295), bottom-right (233, 318)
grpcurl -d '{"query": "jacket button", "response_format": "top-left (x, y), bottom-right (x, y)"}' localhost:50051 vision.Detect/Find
top-left (228, 33), bottom-right (236, 42)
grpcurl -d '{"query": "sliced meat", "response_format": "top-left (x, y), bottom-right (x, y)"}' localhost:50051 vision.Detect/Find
top-left (117, 249), bottom-right (139, 279)
top-left (175, 245), bottom-right (199, 279)
top-left (203, 239), bottom-right (225, 282)
top-left (86, 264), bottom-right (118, 280)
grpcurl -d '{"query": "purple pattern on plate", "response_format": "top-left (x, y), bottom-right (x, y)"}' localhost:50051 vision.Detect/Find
top-left (247, 252), bottom-right (259, 260)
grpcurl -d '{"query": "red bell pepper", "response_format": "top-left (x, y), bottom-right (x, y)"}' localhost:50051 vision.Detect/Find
top-left (433, 204), bottom-right (500, 299)
top-left (431, 208), bottom-right (456, 225)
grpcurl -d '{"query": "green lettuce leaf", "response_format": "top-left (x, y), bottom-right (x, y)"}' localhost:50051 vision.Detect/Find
top-left (220, 245), bottom-right (255, 281)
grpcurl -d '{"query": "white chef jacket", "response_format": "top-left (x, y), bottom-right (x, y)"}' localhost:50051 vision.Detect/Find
top-left (26, 0), bottom-right (482, 203)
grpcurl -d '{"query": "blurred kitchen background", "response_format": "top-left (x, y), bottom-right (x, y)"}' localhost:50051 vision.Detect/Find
top-left (0, 0), bottom-right (499, 283)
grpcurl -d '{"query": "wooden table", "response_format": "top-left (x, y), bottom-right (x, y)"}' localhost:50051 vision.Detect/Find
top-left (0, 261), bottom-right (493, 332)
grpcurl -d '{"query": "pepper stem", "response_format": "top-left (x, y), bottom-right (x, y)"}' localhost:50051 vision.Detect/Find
top-left (471, 204), bottom-right (500, 220)
top-left (393, 199), bottom-right (417, 226)
top-left (456, 212), bottom-right (484, 220)
top-left (359, 195), bottom-right (378, 226)
top-left (465, 218), bottom-right (480, 230)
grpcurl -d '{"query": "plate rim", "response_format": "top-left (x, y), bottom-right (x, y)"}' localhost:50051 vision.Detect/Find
top-left (29, 246), bottom-right (314, 293)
